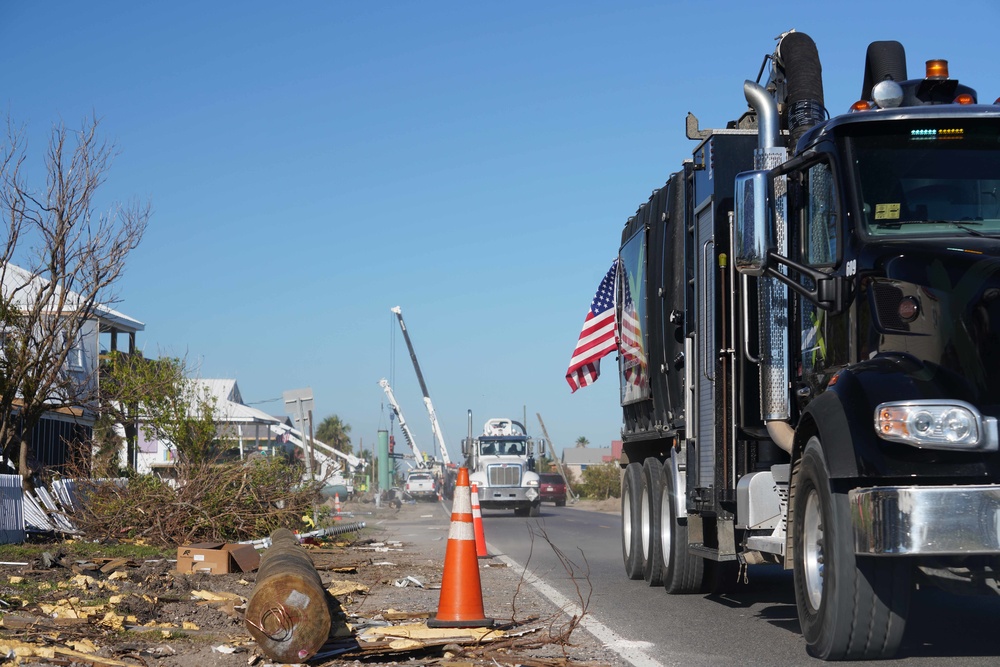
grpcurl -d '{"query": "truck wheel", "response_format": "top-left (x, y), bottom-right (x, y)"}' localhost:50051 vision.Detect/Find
top-left (793, 437), bottom-right (911, 660)
top-left (622, 462), bottom-right (645, 579)
top-left (528, 501), bottom-right (541, 517)
top-left (641, 458), bottom-right (664, 586)
top-left (659, 460), bottom-right (703, 593)
top-left (514, 507), bottom-right (529, 517)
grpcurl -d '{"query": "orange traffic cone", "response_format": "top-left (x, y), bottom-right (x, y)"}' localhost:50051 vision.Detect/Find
top-left (470, 483), bottom-right (488, 558)
top-left (334, 492), bottom-right (341, 515)
top-left (427, 467), bottom-right (493, 628)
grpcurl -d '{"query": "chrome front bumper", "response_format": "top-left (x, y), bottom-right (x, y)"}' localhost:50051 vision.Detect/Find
top-left (850, 485), bottom-right (1000, 555)
top-left (478, 486), bottom-right (539, 509)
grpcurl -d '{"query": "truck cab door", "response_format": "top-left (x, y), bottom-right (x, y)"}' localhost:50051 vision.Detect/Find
top-left (790, 159), bottom-right (848, 402)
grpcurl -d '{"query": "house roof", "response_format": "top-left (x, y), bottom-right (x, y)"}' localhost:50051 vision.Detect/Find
top-left (95, 304), bottom-right (144, 332)
top-left (1, 263), bottom-right (144, 332)
top-left (176, 378), bottom-right (363, 472)
top-left (561, 447), bottom-right (613, 465)
top-left (191, 379), bottom-right (274, 424)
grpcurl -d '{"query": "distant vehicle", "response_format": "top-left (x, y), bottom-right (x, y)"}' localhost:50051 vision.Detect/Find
top-left (403, 470), bottom-right (438, 501)
top-left (465, 416), bottom-right (544, 517)
top-left (539, 473), bottom-right (567, 506)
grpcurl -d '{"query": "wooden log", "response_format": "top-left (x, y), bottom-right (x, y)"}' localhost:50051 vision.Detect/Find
top-left (244, 528), bottom-right (333, 663)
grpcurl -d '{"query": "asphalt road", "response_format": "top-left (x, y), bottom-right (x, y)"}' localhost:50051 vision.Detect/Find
top-left (478, 503), bottom-right (1000, 667)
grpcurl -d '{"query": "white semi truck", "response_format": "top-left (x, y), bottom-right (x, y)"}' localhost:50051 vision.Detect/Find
top-left (464, 416), bottom-right (543, 517)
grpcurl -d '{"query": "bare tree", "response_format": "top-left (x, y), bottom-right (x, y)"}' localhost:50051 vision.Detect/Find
top-left (0, 114), bottom-right (149, 485)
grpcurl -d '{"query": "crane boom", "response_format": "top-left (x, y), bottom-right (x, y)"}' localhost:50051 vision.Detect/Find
top-left (378, 378), bottom-right (427, 467)
top-left (391, 306), bottom-right (452, 465)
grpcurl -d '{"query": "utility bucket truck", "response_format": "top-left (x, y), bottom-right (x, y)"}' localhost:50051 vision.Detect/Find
top-left (464, 416), bottom-right (544, 517)
top-left (391, 306), bottom-right (457, 498)
top-left (379, 378), bottom-right (440, 500)
top-left (607, 31), bottom-right (1000, 661)
top-left (379, 378), bottom-right (429, 467)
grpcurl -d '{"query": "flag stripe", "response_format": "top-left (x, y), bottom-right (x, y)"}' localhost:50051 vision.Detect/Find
top-left (568, 320), bottom-right (616, 362)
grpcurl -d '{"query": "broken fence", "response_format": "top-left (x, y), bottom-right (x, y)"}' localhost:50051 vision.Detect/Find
top-left (0, 475), bottom-right (127, 545)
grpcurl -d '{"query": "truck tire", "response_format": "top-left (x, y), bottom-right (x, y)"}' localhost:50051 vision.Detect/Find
top-left (528, 501), bottom-right (541, 517)
top-left (658, 460), bottom-right (703, 593)
top-left (621, 462), bottom-right (645, 579)
top-left (793, 437), bottom-right (911, 660)
top-left (641, 458), bottom-right (664, 586)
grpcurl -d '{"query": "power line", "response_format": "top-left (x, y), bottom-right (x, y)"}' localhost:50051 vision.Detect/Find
top-left (246, 397), bottom-right (281, 406)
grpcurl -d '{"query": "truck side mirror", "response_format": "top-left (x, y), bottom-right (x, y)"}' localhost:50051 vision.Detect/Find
top-left (461, 438), bottom-right (469, 457)
top-left (734, 170), bottom-right (772, 277)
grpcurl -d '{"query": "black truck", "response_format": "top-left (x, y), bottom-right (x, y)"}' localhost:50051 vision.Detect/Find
top-left (613, 30), bottom-right (1000, 660)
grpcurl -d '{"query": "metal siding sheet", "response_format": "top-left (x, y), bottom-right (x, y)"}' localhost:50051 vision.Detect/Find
top-left (23, 492), bottom-right (55, 533)
top-left (52, 479), bottom-right (77, 512)
top-left (0, 475), bottom-right (25, 544)
top-left (34, 486), bottom-right (77, 533)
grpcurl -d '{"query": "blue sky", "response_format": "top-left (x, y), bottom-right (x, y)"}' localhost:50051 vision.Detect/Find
top-left (3, 2), bottom-right (999, 461)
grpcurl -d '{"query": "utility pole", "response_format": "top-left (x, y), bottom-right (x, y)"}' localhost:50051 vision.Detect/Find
top-left (284, 388), bottom-right (317, 524)
top-left (536, 412), bottom-right (579, 502)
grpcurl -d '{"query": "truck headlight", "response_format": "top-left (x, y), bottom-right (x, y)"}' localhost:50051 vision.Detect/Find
top-left (875, 400), bottom-right (998, 451)
top-left (525, 479), bottom-right (539, 487)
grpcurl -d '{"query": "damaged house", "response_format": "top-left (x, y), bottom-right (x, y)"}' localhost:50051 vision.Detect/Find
top-left (0, 263), bottom-right (144, 543)
top-left (0, 263), bottom-right (144, 475)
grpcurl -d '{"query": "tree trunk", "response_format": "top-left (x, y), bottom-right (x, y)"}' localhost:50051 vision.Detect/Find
top-left (19, 433), bottom-right (32, 491)
top-left (125, 421), bottom-right (138, 471)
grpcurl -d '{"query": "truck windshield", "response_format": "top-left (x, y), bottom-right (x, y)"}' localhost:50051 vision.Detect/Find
top-left (848, 119), bottom-right (1000, 238)
top-left (480, 441), bottom-right (524, 456)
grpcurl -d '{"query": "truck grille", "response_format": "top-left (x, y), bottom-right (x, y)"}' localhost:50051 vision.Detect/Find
top-left (487, 464), bottom-right (522, 487)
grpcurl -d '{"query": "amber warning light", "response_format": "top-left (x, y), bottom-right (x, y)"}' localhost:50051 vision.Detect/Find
top-left (926, 59), bottom-right (949, 79)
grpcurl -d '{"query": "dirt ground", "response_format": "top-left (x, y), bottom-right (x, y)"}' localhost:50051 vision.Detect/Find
top-left (0, 496), bottom-right (625, 667)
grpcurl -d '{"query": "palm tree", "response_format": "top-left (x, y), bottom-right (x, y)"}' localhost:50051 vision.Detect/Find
top-left (316, 415), bottom-right (352, 454)
top-left (575, 436), bottom-right (589, 448)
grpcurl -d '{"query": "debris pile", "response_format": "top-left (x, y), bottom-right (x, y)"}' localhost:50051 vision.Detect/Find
top-left (0, 498), bottom-right (620, 666)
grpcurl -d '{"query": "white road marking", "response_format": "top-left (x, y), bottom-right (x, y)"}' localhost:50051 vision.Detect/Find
top-left (493, 548), bottom-right (667, 667)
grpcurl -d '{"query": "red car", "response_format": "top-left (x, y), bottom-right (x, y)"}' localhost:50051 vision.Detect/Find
top-left (539, 473), bottom-right (567, 506)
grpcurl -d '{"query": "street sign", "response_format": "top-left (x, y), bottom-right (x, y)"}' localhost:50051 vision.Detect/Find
top-left (388, 453), bottom-right (406, 459)
top-left (282, 388), bottom-right (314, 418)
top-left (283, 388), bottom-right (315, 479)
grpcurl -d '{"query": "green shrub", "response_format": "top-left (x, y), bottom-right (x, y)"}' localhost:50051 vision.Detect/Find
top-left (575, 462), bottom-right (621, 500)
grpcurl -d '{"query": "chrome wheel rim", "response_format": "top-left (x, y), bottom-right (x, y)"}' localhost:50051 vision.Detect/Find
top-left (641, 485), bottom-right (652, 559)
top-left (660, 484), bottom-right (673, 567)
top-left (803, 487), bottom-right (825, 610)
top-left (623, 487), bottom-right (633, 557)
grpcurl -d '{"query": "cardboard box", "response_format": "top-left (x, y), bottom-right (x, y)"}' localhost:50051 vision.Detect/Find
top-left (176, 542), bottom-right (260, 574)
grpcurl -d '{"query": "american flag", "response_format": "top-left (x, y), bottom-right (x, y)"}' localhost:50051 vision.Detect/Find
top-left (619, 274), bottom-right (647, 391)
top-left (566, 259), bottom-right (619, 392)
